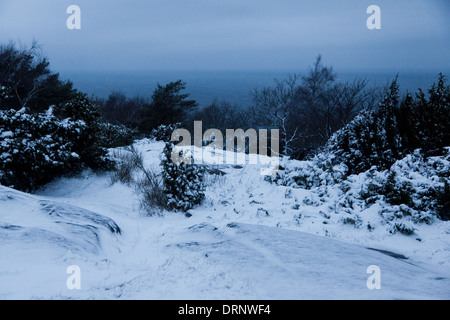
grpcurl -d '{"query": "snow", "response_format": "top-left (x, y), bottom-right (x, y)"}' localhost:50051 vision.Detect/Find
top-left (0, 131), bottom-right (13, 139)
top-left (1, 139), bottom-right (450, 299)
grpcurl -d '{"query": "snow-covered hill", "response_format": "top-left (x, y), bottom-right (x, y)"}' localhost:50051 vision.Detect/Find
top-left (1, 139), bottom-right (449, 299)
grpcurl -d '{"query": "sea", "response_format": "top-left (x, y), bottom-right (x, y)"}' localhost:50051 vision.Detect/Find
top-left (60, 70), bottom-right (447, 108)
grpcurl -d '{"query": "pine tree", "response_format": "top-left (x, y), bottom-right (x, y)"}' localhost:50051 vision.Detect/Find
top-left (396, 93), bottom-right (416, 152)
top-left (416, 73), bottom-right (450, 156)
top-left (139, 80), bottom-right (197, 133)
top-left (374, 77), bottom-right (402, 169)
top-left (327, 78), bottom-right (404, 174)
top-left (0, 42), bottom-right (76, 112)
top-left (328, 74), bottom-right (450, 176)
top-left (161, 141), bottom-right (205, 212)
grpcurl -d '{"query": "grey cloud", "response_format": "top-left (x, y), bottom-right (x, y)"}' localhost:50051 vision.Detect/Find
top-left (0, 0), bottom-right (448, 71)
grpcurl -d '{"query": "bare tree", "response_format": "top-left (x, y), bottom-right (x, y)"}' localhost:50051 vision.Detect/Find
top-left (194, 99), bottom-right (246, 132)
top-left (251, 74), bottom-right (300, 156)
top-left (98, 91), bottom-right (146, 128)
top-left (294, 55), bottom-right (336, 150)
top-left (250, 55), bottom-right (381, 160)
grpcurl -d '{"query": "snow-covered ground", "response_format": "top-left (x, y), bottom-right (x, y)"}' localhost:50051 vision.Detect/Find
top-left (1, 139), bottom-right (449, 299)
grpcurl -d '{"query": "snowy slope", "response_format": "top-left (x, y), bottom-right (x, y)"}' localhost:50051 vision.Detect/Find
top-left (0, 185), bottom-right (121, 299)
top-left (1, 139), bottom-right (450, 299)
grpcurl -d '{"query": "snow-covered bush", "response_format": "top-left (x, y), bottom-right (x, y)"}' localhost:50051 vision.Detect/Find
top-left (266, 153), bottom-right (348, 189)
top-left (98, 122), bottom-right (136, 148)
top-left (320, 149), bottom-right (450, 234)
top-left (150, 123), bottom-right (181, 142)
top-left (358, 149), bottom-right (450, 223)
top-left (326, 110), bottom-right (377, 175)
top-left (161, 141), bottom-right (205, 212)
top-left (58, 93), bottom-right (111, 170)
top-left (0, 108), bottom-right (82, 191)
top-left (0, 94), bottom-right (115, 191)
top-left (268, 147), bottom-right (449, 235)
top-left (326, 79), bottom-right (403, 175)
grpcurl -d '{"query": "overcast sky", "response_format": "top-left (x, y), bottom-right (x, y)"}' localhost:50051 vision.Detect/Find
top-left (0, 0), bottom-right (449, 72)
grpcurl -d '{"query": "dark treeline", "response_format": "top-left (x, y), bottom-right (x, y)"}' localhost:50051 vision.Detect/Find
top-left (97, 55), bottom-right (386, 160)
top-left (1, 41), bottom-right (449, 193)
top-left (97, 55), bottom-right (449, 171)
top-left (329, 73), bottom-right (450, 175)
